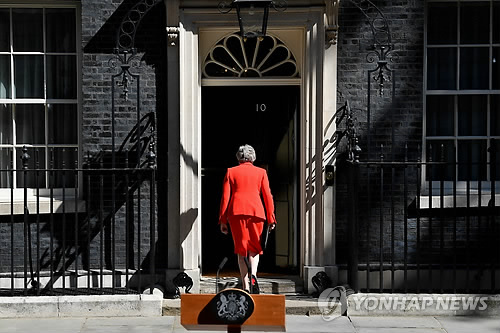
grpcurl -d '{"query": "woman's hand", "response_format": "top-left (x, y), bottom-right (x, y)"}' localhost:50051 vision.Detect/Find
top-left (269, 222), bottom-right (276, 231)
top-left (220, 223), bottom-right (229, 235)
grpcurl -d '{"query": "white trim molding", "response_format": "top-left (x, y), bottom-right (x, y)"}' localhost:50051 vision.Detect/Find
top-left (325, 0), bottom-right (340, 46)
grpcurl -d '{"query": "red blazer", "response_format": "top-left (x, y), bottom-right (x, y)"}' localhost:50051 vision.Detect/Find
top-left (218, 162), bottom-right (276, 224)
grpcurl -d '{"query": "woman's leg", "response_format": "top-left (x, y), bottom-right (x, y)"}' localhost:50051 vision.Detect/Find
top-left (230, 215), bottom-right (264, 291)
top-left (237, 254), bottom-right (250, 291)
top-left (237, 251), bottom-right (259, 292)
top-left (246, 217), bottom-right (264, 286)
top-left (249, 251), bottom-right (259, 277)
top-left (229, 216), bottom-right (250, 290)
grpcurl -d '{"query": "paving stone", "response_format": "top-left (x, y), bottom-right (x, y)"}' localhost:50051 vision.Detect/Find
top-left (436, 316), bottom-right (500, 333)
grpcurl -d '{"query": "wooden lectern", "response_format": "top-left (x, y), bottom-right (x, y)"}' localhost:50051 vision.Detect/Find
top-left (181, 289), bottom-right (286, 332)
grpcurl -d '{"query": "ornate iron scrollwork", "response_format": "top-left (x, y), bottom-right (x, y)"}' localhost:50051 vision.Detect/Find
top-left (332, 96), bottom-right (362, 164)
top-left (349, 0), bottom-right (391, 46)
top-left (337, 100), bottom-right (361, 163)
top-left (346, 110), bottom-right (362, 163)
top-left (107, 0), bottom-right (162, 169)
top-left (349, 0), bottom-right (398, 96)
top-left (111, 0), bottom-right (163, 100)
top-left (366, 44), bottom-right (398, 96)
top-left (109, 48), bottom-right (142, 101)
top-left (325, 1), bottom-right (397, 94)
top-left (116, 0), bottom-right (163, 52)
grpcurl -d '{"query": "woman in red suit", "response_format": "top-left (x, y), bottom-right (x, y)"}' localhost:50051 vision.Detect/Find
top-left (219, 144), bottom-right (276, 293)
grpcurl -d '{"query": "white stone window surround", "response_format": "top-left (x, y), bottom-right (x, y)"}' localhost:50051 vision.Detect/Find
top-left (419, 193), bottom-right (500, 209)
top-left (0, 0), bottom-right (83, 214)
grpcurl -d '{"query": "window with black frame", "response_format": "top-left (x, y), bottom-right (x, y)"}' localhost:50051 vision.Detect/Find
top-left (425, 0), bottom-right (500, 189)
top-left (0, 6), bottom-right (79, 192)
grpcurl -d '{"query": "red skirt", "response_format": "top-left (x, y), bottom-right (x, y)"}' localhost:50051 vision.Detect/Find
top-left (228, 215), bottom-right (265, 256)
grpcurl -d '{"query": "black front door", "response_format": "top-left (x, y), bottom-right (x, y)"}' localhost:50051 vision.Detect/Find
top-left (201, 85), bottom-right (299, 275)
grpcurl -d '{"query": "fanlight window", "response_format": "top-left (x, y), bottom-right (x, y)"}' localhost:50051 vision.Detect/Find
top-left (203, 33), bottom-right (299, 78)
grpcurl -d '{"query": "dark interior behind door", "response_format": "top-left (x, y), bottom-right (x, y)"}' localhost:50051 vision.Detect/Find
top-left (201, 85), bottom-right (299, 274)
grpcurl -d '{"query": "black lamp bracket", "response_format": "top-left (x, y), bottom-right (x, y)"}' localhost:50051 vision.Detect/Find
top-left (217, 0), bottom-right (287, 14)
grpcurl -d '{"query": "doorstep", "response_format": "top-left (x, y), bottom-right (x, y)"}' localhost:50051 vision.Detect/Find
top-left (199, 275), bottom-right (304, 295)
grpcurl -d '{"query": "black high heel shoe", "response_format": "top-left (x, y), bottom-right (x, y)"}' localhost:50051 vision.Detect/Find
top-left (251, 275), bottom-right (260, 294)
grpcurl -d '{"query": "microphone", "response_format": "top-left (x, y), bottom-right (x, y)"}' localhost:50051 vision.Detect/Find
top-left (216, 257), bottom-right (228, 293)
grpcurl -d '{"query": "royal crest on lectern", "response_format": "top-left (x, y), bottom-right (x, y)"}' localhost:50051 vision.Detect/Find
top-left (215, 289), bottom-right (254, 323)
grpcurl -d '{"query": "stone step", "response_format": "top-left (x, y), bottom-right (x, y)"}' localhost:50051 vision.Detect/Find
top-left (199, 275), bottom-right (304, 295)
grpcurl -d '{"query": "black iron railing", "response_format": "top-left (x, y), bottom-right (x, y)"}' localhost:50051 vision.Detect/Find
top-left (0, 149), bottom-right (157, 296)
top-left (346, 143), bottom-right (500, 294)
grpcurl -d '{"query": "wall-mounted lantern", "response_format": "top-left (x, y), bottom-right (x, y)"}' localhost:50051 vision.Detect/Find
top-left (218, 0), bottom-right (287, 40)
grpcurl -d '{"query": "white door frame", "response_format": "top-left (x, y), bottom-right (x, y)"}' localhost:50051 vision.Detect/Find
top-left (167, 6), bottom-right (337, 293)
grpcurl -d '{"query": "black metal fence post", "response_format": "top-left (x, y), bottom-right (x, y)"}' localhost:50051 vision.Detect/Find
top-left (35, 149), bottom-right (41, 295)
top-left (21, 146), bottom-right (30, 296)
top-left (125, 149), bottom-right (130, 294)
top-left (379, 146), bottom-right (384, 292)
top-left (62, 149), bottom-right (67, 292)
top-left (10, 150), bottom-right (14, 295)
top-left (99, 153), bottom-right (104, 292)
top-left (348, 161), bottom-right (359, 292)
top-left (49, 148), bottom-right (54, 294)
top-left (85, 152), bottom-right (91, 293)
top-left (488, 139), bottom-right (497, 291)
top-left (147, 131), bottom-right (156, 294)
top-left (74, 149), bottom-right (79, 290)
top-left (416, 145), bottom-right (421, 293)
top-left (347, 138), bottom-right (361, 293)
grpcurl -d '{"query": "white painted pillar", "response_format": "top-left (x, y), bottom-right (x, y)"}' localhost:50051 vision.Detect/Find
top-left (302, 18), bottom-right (327, 294)
top-left (178, 21), bottom-right (201, 278)
top-left (323, 37), bottom-right (338, 287)
top-left (165, 1), bottom-right (201, 293)
top-left (302, 3), bottom-right (340, 293)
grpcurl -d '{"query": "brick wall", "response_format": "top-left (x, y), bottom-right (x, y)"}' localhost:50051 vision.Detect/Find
top-left (337, 0), bottom-right (424, 156)
top-left (335, 1), bottom-right (498, 288)
top-left (81, 0), bottom-right (166, 272)
top-left (335, 0), bottom-right (426, 264)
top-left (0, 0), bottom-right (167, 279)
